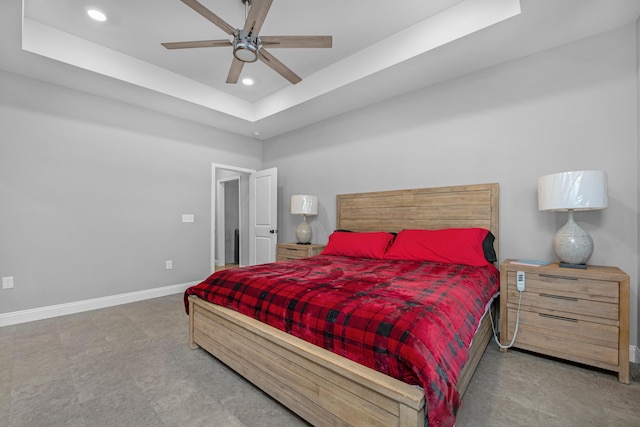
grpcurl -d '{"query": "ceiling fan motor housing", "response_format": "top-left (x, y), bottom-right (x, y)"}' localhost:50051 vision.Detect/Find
top-left (233, 29), bottom-right (260, 62)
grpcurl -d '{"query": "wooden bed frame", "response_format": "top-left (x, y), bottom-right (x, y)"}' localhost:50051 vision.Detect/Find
top-left (188, 183), bottom-right (499, 427)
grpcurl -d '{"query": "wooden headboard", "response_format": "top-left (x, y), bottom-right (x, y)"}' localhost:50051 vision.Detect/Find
top-left (336, 183), bottom-right (500, 257)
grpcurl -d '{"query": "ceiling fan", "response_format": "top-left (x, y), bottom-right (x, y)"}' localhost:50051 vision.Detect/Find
top-left (162, 0), bottom-right (332, 85)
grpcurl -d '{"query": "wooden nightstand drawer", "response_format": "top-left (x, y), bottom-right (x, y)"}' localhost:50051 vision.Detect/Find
top-left (506, 308), bottom-right (619, 368)
top-left (505, 270), bottom-right (619, 302)
top-left (276, 243), bottom-right (326, 261)
top-left (506, 288), bottom-right (619, 322)
top-left (277, 246), bottom-right (308, 260)
top-left (505, 270), bottom-right (619, 321)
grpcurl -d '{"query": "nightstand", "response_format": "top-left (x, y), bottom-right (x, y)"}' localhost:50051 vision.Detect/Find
top-left (276, 243), bottom-right (326, 261)
top-left (500, 259), bottom-right (630, 384)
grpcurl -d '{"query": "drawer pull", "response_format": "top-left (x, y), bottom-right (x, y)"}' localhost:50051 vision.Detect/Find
top-left (539, 313), bottom-right (578, 323)
top-left (539, 293), bottom-right (578, 302)
top-left (539, 274), bottom-right (578, 281)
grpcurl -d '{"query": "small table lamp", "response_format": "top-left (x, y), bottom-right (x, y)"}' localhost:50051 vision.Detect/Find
top-left (291, 195), bottom-right (318, 244)
top-left (538, 170), bottom-right (608, 268)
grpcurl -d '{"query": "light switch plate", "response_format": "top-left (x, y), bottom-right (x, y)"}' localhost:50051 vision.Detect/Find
top-left (182, 214), bottom-right (194, 223)
top-left (2, 277), bottom-right (14, 289)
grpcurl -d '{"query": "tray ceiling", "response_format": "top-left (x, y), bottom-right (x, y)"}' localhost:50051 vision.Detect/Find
top-left (5, 0), bottom-right (640, 139)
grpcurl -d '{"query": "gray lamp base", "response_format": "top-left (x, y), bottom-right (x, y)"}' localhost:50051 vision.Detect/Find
top-left (295, 216), bottom-right (312, 244)
top-left (552, 210), bottom-right (594, 267)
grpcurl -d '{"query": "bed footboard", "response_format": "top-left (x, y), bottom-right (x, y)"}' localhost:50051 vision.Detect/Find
top-left (189, 295), bottom-right (495, 426)
top-left (189, 295), bottom-right (426, 427)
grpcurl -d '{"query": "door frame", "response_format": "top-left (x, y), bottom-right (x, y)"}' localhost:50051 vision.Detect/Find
top-left (216, 175), bottom-right (241, 268)
top-left (211, 163), bottom-right (255, 273)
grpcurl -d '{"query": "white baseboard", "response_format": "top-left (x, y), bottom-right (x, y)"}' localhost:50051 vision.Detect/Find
top-left (0, 281), bottom-right (200, 327)
top-left (633, 345), bottom-right (639, 364)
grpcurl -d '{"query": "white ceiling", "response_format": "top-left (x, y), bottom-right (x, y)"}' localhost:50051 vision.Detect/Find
top-left (4, 0), bottom-right (640, 140)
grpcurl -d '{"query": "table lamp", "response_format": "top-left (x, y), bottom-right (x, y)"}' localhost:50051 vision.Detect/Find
top-left (538, 170), bottom-right (608, 268)
top-left (291, 195), bottom-right (318, 244)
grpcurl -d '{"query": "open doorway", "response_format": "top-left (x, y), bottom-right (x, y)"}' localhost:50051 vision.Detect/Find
top-left (216, 176), bottom-right (240, 271)
top-left (212, 164), bottom-right (278, 273)
top-left (212, 164), bottom-right (253, 272)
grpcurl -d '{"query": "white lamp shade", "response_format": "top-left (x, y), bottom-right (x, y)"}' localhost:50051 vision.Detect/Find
top-left (291, 195), bottom-right (318, 216)
top-left (538, 170), bottom-right (608, 211)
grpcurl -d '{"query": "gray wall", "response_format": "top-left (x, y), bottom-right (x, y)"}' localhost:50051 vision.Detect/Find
top-left (0, 70), bottom-right (262, 313)
top-left (264, 25), bottom-right (639, 351)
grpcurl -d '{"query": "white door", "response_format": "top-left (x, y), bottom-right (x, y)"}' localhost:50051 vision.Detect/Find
top-left (249, 167), bottom-right (278, 265)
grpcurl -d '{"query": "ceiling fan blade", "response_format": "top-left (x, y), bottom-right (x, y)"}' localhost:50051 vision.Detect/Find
top-left (243, 0), bottom-right (273, 35)
top-left (226, 58), bottom-right (245, 84)
top-left (161, 40), bottom-right (231, 49)
top-left (260, 36), bottom-right (332, 49)
top-left (258, 48), bottom-right (301, 85)
top-left (181, 0), bottom-right (235, 36)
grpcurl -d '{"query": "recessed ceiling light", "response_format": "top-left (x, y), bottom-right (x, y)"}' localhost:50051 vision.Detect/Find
top-left (87, 9), bottom-right (107, 22)
top-left (242, 78), bottom-right (254, 86)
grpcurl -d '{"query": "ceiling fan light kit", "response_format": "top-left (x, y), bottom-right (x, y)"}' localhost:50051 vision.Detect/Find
top-left (162, 0), bottom-right (332, 84)
top-left (233, 30), bottom-right (260, 63)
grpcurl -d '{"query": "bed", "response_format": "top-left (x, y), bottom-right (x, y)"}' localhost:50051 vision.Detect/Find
top-left (185, 183), bottom-right (499, 427)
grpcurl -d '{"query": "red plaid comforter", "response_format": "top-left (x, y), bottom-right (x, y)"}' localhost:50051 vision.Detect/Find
top-left (184, 254), bottom-right (499, 427)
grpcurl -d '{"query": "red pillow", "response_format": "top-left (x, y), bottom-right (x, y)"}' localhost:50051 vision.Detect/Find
top-left (384, 228), bottom-right (493, 266)
top-left (322, 231), bottom-right (395, 259)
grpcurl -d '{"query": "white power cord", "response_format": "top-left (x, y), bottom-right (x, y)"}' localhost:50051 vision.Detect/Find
top-left (489, 289), bottom-right (523, 349)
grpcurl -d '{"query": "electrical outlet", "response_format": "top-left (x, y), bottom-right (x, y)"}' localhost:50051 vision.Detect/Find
top-left (2, 276), bottom-right (14, 289)
top-left (166, 260), bottom-right (173, 270)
